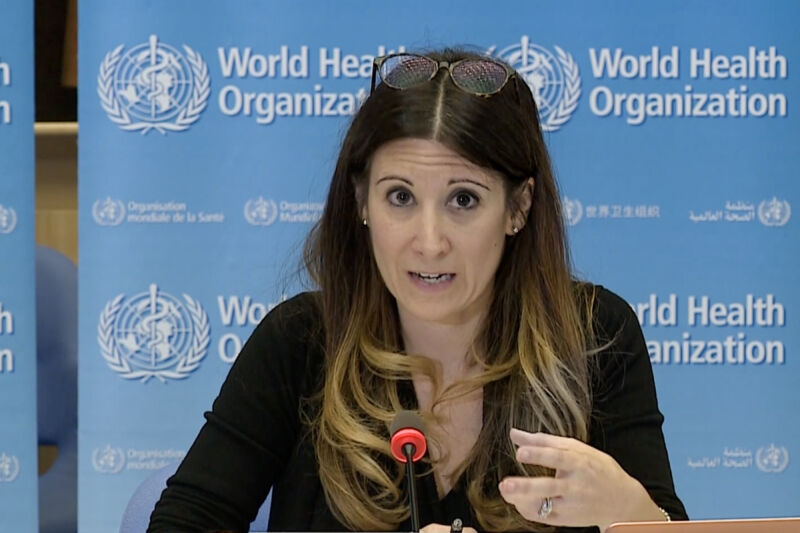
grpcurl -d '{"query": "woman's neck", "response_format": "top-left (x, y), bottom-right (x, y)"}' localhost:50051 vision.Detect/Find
top-left (398, 307), bottom-right (485, 383)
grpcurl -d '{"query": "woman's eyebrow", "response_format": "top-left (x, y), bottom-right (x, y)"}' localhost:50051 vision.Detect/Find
top-left (448, 178), bottom-right (491, 191)
top-left (374, 176), bottom-right (491, 191)
top-left (376, 175), bottom-right (413, 186)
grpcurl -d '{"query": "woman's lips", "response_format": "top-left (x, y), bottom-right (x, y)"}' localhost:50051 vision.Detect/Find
top-left (408, 271), bottom-right (456, 290)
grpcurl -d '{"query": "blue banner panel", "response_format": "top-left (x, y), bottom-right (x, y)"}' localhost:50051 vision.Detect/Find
top-left (78, 1), bottom-right (798, 530)
top-left (0, 0), bottom-right (37, 531)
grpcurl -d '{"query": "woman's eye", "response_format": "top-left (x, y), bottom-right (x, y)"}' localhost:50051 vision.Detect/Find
top-left (388, 188), bottom-right (413, 206)
top-left (450, 191), bottom-right (479, 209)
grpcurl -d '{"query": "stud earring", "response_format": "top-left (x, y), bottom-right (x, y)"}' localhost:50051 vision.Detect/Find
top-left (362, 218), bottom-right (368, 226)
top-left (512, 226), bottom-right (519, 234)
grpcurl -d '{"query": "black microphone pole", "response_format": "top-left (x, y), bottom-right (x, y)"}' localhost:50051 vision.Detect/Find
top-left (403, 442), bottom-right (420, 532)
top-left (390, 410), bottom-right (427, 533)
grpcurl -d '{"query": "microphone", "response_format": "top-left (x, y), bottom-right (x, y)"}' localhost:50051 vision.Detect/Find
top-left (390, 411), bottom-right (427, 532)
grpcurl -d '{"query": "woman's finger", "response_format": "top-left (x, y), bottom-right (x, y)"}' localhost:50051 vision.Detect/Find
top-left (500, 491), bottom-right (567, 524)
top-left (509, 428), bottom-right (579, 451)
top-left (420, 524), bottom-right (478, 533)
top-left (498, 475), bottom-right (564, 498)
top-left (515, 444), bottom-right (574, 470)
top-left (420, 525), bottom-right (449, 533)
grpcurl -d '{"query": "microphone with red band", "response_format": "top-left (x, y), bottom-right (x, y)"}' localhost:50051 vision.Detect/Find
top-left (390, 410), bottom-right (427, 532)
top-left (390, 410), bottom-right (427, 462)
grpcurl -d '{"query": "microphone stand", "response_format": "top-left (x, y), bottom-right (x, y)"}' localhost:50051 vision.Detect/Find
top-left (403, 443), bottom-right (420, 533)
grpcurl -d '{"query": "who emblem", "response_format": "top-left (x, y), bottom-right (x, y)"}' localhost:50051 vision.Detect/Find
top-left (98, 35), bottom-right (210, 134)
top-left (563, 196), bottom-right (583, 226)
top-left (0, 453), bottom-right (20, 482)
top-left (756, 444), bottom-right (789, 473)
top-left (0, 204), bottom-right (18, 234)
top-left (758, 198), bottom-right (791, 227)
top-left (490, 36), bottom-right (580, 132)
top-left (92, 197), bottom-right (126, 226)
top-left (98, 284), bottom-right (210, 382)
top-left (91, 445), bottom-right (125, 474)
top-left (244, 197), bottom-right (279, 226)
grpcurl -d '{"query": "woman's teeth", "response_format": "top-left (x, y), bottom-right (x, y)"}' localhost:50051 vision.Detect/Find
top-left (412, 272), bottom-right (454, 283)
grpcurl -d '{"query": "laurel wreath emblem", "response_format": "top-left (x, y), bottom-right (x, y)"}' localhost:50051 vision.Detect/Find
top-left (758, 198), bottom-right (791, 227)
top-left (0, 454), bottom-right (20, 482)
top-left (98, 293), bottom-right (210, 383)
top-left (0, 205), bottom-right (18, 235)
top-left (97, 43), bottom-right (210, 135)
top-left (91, 446), bottom-right (125, 474)
top-left (539, 46), bottom-right (580, 132)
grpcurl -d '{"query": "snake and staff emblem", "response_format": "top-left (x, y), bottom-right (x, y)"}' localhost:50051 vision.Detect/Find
top-left (98, 35), bottom-right (210, 134)
top-left (98, 284), bottom-right (209, 382)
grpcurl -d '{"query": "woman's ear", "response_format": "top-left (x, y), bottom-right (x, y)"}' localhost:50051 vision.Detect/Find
top-left (506, 177), bottom-right (535, 235)
top-left (355, 182), bottom-right (368, 224)
top-left (518, 177), bottom-right (534, 219)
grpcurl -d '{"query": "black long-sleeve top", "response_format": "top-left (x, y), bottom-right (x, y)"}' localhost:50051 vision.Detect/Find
top-left (148, 287), bottom-right (687, 532)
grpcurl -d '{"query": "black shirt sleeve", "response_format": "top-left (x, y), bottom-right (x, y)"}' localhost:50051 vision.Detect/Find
top-left (588, 287), bottom-right (688, 521)
top-left (147, 293), bottom-right (323, 532)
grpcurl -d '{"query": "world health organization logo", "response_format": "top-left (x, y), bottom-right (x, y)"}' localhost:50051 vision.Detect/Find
top-left (0, 204), bottom-right (18, 234)
top-left (563, 196), bottom-right (583, 226)
top-left (489, 36), bottom-right (580, 132)
top-left (758, 197), bottom-right (791, 227)
top-left (0, 453), bottom-right (20, 482)
top-left (92, 197), bottom-right (126, 226)
top-left (244, 197), bottom-right (279, 226)
top-left (91, 445), bottom-right (125, 474)
top-left (98, 284), bottom-right (209, 382)
top-left (98, 35), bottom-right (210, 134)
top-left (756, 444), bottom-right (789, 473)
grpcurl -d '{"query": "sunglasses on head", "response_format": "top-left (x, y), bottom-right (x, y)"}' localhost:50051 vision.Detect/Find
top-left (370, 52), bottom-right (516, 96)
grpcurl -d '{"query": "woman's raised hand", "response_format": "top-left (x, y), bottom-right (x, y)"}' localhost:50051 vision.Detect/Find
top-left (498, 428), bottom-right (666, 532)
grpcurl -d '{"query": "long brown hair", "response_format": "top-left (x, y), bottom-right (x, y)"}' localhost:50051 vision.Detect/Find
top-left (304, 48), bottom-right (595, 531)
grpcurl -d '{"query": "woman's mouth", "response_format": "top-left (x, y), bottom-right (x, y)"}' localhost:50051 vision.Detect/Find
top-left (409, 271), bottom-right (455, 284)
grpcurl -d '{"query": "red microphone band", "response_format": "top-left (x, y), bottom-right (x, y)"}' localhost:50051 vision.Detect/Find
top-left (390, 427), bottom-right (427, 463)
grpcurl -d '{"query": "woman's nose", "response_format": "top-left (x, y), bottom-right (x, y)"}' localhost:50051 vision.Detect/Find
top-left (411, 208), bottom-right (451, 257)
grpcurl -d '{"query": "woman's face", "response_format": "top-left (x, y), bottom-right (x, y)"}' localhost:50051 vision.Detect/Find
top-left (363, 138), bottom-right (518, 327)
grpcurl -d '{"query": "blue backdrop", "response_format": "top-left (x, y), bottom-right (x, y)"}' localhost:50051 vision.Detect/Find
top-left (0, 0), bottom-right (37, 530)
top-left (78, 1), bottom-right (798, 530)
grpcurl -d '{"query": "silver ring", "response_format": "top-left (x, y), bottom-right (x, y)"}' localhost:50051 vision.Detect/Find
top-left (538, 496), bottom-right (553, 519)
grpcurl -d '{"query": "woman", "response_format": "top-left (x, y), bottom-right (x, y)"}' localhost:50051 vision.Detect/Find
top-left (148, 49), bottom-right (686, 532)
